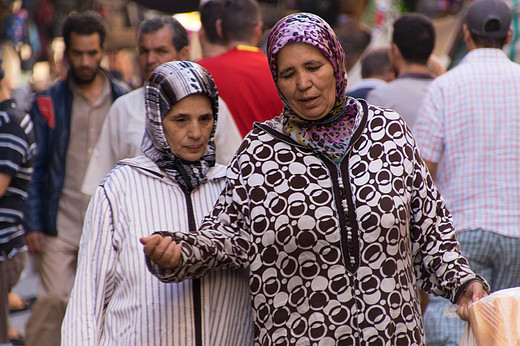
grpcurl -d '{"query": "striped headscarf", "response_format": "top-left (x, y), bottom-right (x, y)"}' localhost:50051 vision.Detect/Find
top-left (141, 61), bottom-right (218, 192)
top-left (267, 12), bottom-right (359, 163)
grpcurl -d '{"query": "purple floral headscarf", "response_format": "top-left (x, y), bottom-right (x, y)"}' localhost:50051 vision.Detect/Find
top-left (267, 12), bottom-right (359, 163)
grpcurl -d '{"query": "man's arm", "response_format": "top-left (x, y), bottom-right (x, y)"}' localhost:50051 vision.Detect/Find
top-left (424, 159), bottom-right (437, 180)
top-left (23, 96), bottom-right (52, 254)
top-left (0, 172), bottom-right (12, 197)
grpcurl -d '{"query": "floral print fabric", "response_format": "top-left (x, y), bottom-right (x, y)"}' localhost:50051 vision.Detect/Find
top-left (266, 12), bottom-right (355, 163)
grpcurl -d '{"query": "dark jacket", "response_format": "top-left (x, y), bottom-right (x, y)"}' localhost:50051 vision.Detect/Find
top-left (23, 73), bottom-right (129, 236)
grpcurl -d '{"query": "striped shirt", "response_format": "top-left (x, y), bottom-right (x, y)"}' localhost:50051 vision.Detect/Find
top-left (0, 99), bottom-right (36, 259)
top-left (62, 156), bottom-right (253, 345)
top-left (413, 48), bottom-right (520, 238)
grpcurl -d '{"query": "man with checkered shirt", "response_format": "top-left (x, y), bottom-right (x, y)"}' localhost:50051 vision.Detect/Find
top-left (413, 1), bottom-right (520, 345)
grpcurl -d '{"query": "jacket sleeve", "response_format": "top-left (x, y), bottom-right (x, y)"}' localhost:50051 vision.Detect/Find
top-left (147, 154), bottom-right (252, 283)
top-left (409, 136), bottom-right (489, 303)
top-left (61, 186), bottom-right (118, 344)
top-left (23, 96), bottom-right (50, 233)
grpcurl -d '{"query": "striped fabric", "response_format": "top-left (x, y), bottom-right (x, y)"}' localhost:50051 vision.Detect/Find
top-left (0, 100), bottom-right (36, 259)
top-left (142, 61), bottom-right (218, 192)
top-left (424, 229), bottom-right (520, 346)
top-left (413, 49), bottom-right (520, 238)
top-left (61, 156), bottom-right (253, 345)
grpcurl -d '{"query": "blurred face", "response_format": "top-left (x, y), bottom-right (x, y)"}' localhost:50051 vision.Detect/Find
top-left (163, 94), bottom-right (214, 162)
top-left (139, 27), bottom-right (182, 80)
top-left (276, 42), bottom-right (336, 121)
top-left (66, 32), bottom-right (103, 84)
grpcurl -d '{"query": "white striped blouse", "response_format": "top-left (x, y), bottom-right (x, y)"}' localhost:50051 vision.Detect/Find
top-left (61, 156), bottom-right (253, 346)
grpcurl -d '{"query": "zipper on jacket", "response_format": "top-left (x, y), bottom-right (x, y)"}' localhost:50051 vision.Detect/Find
top-left (336, 160), bottom-right (360, 272)
top-left (183, 190), bottom-right (203, 346)
top-left (256, 122), bottom-right (363, 273)
top-left (320, 155), bottom-right (360, 273)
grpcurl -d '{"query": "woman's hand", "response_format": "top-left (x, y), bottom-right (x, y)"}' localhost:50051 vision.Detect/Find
top-left (140, 234), bottom-right (182, 269)
top-left (457, 281), bottom-right (488, 320)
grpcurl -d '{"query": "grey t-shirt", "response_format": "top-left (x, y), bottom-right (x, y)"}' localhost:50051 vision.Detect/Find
top-left (367, 73), bottom-right (434, 128)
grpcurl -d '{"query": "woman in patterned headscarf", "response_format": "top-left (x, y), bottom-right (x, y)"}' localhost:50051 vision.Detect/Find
top-left (142, 14), bottom-right (488, 345)
top-left (63, 61), bottom-right (253, 346)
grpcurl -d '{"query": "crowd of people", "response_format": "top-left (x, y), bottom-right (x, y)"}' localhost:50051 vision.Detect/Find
top-left (0, 0), bottom-right (519, 345)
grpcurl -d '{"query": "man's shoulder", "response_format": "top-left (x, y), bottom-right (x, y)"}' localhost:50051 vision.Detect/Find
top-left (108, 75), bottom-right (131, 96)
top-left (369, 77), bottom-right (425, 98)
top-left (106, 87), bottom-right (145, 123)
top-left (366, 82), bottom-right (394, 102)
top-left (37, 78), bottom-right (69, 97)
top-left (199, 46), bottom-right (266, 68)
top-left (32, 78), bottom-right (70, 107)
top-left (0, 102), bottom-right (26, 132)
top-left (112, 87), bottom-right (144, 106)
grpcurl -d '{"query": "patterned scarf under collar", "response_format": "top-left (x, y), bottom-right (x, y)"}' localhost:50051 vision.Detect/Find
top-left (267, 12), bottom-right (357, 163)
top-left (141, 61), bottom-right (218, 192)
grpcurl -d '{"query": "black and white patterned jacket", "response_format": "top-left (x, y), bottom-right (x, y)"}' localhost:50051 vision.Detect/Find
top-left (153, 100), bottom-right (487, 346)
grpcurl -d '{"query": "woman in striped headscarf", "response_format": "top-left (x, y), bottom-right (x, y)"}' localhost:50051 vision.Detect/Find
top-left (62, 61), bottom-right (253, 346)
top-left (143, 13), bottom-right (488, 345)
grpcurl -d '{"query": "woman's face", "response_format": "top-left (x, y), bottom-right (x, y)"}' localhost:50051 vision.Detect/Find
top-left (162, 94), bottom-right (214, 162)
top-left (276, 42), bottom-right (336, 121)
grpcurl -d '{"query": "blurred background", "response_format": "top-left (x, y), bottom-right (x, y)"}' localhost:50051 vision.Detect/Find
top-left (1, 0), bottom-right (486, 95)
top-left (3, 0), bottom-right (520, 343)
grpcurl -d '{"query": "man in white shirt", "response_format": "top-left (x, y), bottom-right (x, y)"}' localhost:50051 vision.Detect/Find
top-left (82, 16), bottom-right (241, 195)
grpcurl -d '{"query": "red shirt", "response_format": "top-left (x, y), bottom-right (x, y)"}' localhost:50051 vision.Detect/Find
top-left (198, 45), bottom-right (283, 137)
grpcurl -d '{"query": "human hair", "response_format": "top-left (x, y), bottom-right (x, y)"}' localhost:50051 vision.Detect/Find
top-left (199, 0), bottom-right (226, 45)
top-left (221, 0), bottom-right (261, 42)
top-left (138, 16), bottom-right (189, 52)
top-left (361, 47), bottom-right (392, 79)
top-left (62, 11), bottom-right (106, 52)
top-left (469, 32), bottom-right (507, 48)
top-left (392, 13), bottom-right (435, 65)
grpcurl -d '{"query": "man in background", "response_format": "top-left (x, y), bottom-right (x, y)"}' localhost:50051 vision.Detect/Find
top-left (0, 56), bottom-right (36, 345)
top-left (346, 46), bottom-right (395, 99)
top-left (413, 1), bottom-right (520, 344)
top-left (23, 12), bottom-right (129, 345)
top-left (198, 0), bottom-right (283, 138)
top-left (198, 0), bottom-right (227, 58)
top-left (82, 15), bottom-right (241, 195)
top-left (367, 13), bottom-right (438, 127)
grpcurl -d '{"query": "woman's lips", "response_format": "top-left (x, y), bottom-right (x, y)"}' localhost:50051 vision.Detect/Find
top-left (299, 96), bottom-right (319, 107)
top-left (185, 145), bottom-right (202, 152)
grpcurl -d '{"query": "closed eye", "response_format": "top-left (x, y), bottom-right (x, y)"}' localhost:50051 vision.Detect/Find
top-left (279, 68), bottom-right (294, 79)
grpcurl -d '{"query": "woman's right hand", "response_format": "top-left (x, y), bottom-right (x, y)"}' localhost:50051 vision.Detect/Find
top-left (140, 234), bottom-right (182, 269)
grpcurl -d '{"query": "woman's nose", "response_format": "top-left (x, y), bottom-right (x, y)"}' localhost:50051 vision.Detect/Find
top-left (188, 122), bottom-right (202, 138)
top-left (296, 72), bottom-right (311, 90)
